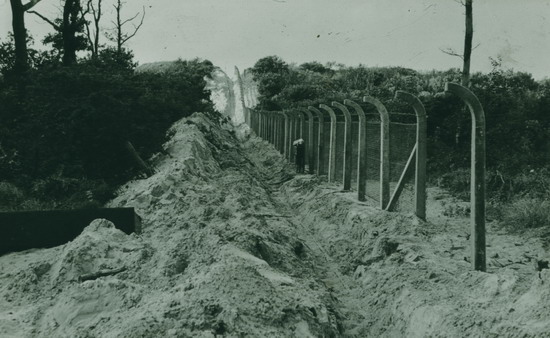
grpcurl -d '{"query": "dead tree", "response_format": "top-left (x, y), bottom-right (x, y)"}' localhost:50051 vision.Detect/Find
top-left (8, 0), bottom-right (43, 74)
top-left (106, 0), bottom-right (145, 53)
top-left (81, 0), bottom-right (103, 58)
top-left (462, 0), bottom-right (473, 87)
top-left (441, 0), bottom-right (474, 87)
top-left (439, 0), bottom-right (475, 146)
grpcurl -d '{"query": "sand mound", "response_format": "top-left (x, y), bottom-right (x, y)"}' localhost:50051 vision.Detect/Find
top-left (1, 111), bottom-right (549, 337)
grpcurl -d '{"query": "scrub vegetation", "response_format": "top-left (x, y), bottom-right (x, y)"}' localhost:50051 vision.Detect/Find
top-left (0, 35), bottom-right (216, 210)
top-left (249, 55), bottom-right (550, 232)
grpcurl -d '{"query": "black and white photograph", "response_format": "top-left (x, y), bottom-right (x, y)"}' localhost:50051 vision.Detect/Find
top-left (1, 0), bottom-right (550, 337)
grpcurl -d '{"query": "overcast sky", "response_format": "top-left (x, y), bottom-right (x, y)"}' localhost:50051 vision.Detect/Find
top-left (1, 0), bottom-right (549, 78)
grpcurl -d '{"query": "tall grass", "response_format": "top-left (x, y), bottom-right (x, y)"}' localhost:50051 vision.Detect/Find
top-left (501, 198), bottom-right (550, 231)
top-left (437, 168), bottom-right (550, 232)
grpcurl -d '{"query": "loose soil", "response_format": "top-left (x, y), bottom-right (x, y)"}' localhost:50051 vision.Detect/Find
top-left (1, 112), bottom-right (549, 337)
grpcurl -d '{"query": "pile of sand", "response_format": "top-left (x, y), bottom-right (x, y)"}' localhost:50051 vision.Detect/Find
top-left (1, 110), bottom-right (549, 337)
top-left (0, 113), bottom-right (341, 337)
top-left (279, 174), bottom-right (550, 337)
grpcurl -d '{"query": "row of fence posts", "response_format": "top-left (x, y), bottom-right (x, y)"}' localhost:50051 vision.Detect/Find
top-left (249, 93), bottom-right (427, 219)
top-left (245, 82), bottom-right (487, 272)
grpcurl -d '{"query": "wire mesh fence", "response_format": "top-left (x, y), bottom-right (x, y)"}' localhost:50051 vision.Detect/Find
top-left (251, 103), bottom-right (419, 213)
top-left (388, 120), bottom-right (417, 213)
top-left (365, 121), bottom-right (382, 202)
top-left (361, 112), bottom-right (416, 213)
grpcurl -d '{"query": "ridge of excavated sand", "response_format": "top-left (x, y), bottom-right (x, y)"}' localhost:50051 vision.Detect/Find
top-left (1, 112), bottom-right (549, 337)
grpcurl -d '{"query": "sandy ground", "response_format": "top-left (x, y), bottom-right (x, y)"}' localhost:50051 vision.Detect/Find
top-left (1, 111), bottom-right (550, 337)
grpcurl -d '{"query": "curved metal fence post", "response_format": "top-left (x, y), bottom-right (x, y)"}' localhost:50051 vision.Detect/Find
top-left (262, 112), bottom-right (267, 141)
top-left (332, 102), bottom-right (353, 191)
top-left (258, 111), bottom-right (265, 138)
top-left (291, 111), bottom-right (299, 161)
top-left (286, 110), bottom-right (294, 161)
top-left (266, 111), bottom-right (270, 141)
top-left (270, 113), bottom-right (275, 145)
top-left (344, 99), bottom-right (367, 202)
top-left (281, 112), bottom-right (286, 153)
top-left (279, 112), bottom-right (285, 153)
top-left (282, 111), bottom-right (290, 159)
top-left (290, 111), bottom-right (296, 140)
top-left (363, 96), bottom-right (391, 209)
top-left (291, 111), bottom-right (299, 162)
top-left (445, 82), bottom-right (486, 272)
top-left (273, 112), bottom-right (281, 151)
top-left (266, 112), bottom-right (270, 141)
top-left (319, 104), bottom-right (337, 183)
top-left (269, 112), bottom-right (277, 148)
top-left (309, 106), bottom-right (325, 175)
top-left (265, 112), bottom-right (271, 143)
top-left (294, 109), bottom-right (308, 169)
top-left (254, 110), bottom-right (259, 136)
top-left (302, 110), bottom-right (308, 144)
top-left (294, 109), bottom-right (305, 139)
top-left (271, 113), bottom-right (275, 145)
top-left (258, 111), bottom-right (264, 137)
top-left (273, 113), bottom-right (278, 147)
top-left (251, 109), bottom-right (256, 133)
top-left (301, 108), bottom-right (315, 174)
top-left (395, 91), bottom-right (427, 221)
top-left (254, 110), bottom-right (260, 136)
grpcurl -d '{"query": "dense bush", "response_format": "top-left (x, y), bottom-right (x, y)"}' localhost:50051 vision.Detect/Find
top-left (248, 56), bottom-right (550, 194)
top-left (248, 55), bottom-right (550, 232)
top-left (0, 52), bottom-right (216, 209)
top-left (0, 182), bottom-right (23, 210)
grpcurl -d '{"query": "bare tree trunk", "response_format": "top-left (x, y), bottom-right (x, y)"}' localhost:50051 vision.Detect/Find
top-left (93, 21), bottom-right (100, 56)
top-left (9, 0), bottom-right (28, 74)
top-left (62, 0), bottom-right (80, 65)
top-left (30, 0), bottom-right (87, 65)
top-left (93, 0), bottom-right (101, 56)
top-left (9, 0), bottom-right (42, 74)
top-left (115, 0), bottom-right (122, 53)
top-left (462, 0), bottom-right (473, 87)
top-left (455, 0), bottom-right (473, 144)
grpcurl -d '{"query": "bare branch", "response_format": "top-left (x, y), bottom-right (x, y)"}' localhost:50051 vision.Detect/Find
top-left (81, 2), bottom-right (94, 53)
top-left (23, 0), bottom-right (42, 11)
top-left (80, 0), bottom-right (91, 16)
top-left (440, 47), bottom-right (464, 60)
top-left (81, 0), bottom-right (103, 56)
top-left (108, 0), bottom-right (145, 51)
top-left (120, 12), bottom-right (140, 27)
top-left (120, 7), bottom-right (145, 45)
top-left (94, 1), bottom-right (101, 24)
top-left (28, 10), bottom-right (61, 30)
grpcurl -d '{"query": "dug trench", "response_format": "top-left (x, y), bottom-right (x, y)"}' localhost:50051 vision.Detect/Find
top-left (1, 113), bottom-right (550, 337)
